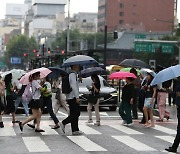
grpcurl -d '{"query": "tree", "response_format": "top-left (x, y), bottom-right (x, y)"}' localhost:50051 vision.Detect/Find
top-left (5, 35), bottom-right (38, 68)
top-left (51, 29), bottom-right (114, 52)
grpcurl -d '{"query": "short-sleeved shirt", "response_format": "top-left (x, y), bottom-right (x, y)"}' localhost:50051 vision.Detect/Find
top-left (6, 83), bottom-right (12, 96)
top-left (145, 84), bottom-right (156, 98)
top-left (122, 83), bottom-right (135, 103)
top-left (32, 80), bottom-right (41, 100)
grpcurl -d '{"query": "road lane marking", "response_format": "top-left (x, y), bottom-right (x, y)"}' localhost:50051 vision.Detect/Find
top-left (110, 124), bottom-right (143, 134)
top-left (67, 136), bottom-right (107, 151)
top-left (156, 136), bottom-right (175, 144)
top-left (153, 125), bottom-right (176, 135)
top-left (40, 125), bottom-right (59, 135)
top-left (22, 137), bottom-right (51, 152)
top-left (112, 136), bottom-right (157, 151)
top-left (0, 125), bottom-right (16, 136)
top-left (79, 125), bottom-right (101, 135)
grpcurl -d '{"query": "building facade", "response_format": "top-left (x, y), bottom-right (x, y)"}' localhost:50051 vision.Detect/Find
top-left (98, 0), bottom-right (176, 32)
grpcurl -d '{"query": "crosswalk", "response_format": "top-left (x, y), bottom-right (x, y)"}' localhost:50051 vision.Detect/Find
top-left (0, 119), bottom-right (178, 153)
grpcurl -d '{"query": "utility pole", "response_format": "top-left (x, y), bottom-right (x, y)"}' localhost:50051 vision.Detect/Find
top-left (104, 0), bottom-right (107, 67)
top-left (67, 0), bottom-right (70, 52)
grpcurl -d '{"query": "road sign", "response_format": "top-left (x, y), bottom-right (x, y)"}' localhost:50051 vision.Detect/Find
top-left (135, 34), bottom-right (146, 39)
top-left (134, 42), bottom-right (174, 53)
top-left (10, 57), bottom-right (21, 64)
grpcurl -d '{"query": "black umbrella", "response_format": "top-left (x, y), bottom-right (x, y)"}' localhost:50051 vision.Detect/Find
top-left (62, 55), bottom-right (98, 67)
top-left (48, 67), bottom-right (68, 79)
top-left (79, 67), bottom-right (107, 78)
top-left (119, 59), bottom-right (150, 69)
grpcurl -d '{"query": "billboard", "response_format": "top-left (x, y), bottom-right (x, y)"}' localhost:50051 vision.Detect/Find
top-left (10, 57), bottom-right (22, 64)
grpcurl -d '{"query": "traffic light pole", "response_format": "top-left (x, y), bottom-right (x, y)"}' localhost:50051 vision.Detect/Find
top-left (104, 25), bottom-right (107, 67)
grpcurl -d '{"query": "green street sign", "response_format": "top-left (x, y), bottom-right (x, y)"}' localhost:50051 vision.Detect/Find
top-left (134, 42), bottom-right (174, 53)
top-left (135, 34), bottom-right (146, 39)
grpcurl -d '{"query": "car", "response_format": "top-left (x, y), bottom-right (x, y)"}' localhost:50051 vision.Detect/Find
top-left (79, 76), bottom-right (118, 111)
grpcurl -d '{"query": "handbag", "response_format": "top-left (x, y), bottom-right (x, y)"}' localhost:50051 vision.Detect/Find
top-left (10, 91), bottom-right (17, 100)
top-left (88, 93), bottom-right (98, 104)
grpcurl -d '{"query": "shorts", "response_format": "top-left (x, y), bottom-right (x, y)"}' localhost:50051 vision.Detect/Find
top-left (6, 95), bottom-right (15, 113)
top-left (144, 98), bottom-right (154, 109)
top-left (29, 99), bottom-right (42, 109)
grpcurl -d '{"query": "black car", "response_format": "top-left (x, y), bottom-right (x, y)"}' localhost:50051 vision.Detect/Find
top-left (79, 76), bottom-right (118, 111)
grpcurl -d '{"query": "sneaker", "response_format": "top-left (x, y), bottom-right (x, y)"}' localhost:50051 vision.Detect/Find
top-left (60, 123), bottom-right (65, 133)
top-left (0, 122), bottom-right (4, 128)
top-left (94, 121), bottom-right (100, 126)
top-left (72, 131), bottom-right (83, 136)
top-left (126, 123), bottom-right (133, 126)
top-left (27, 124), bottom-right (35, 129)
top-left (86, 119), bottom-right (93, 123)
top-left (122, 120), bottom-right (127, 125)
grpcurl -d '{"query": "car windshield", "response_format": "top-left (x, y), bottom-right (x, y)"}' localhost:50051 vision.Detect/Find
top-left (79, 76), bottom-right (110, 88)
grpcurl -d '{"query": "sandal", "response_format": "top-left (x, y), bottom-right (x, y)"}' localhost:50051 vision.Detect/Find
top-left (156, 119), bottom-right (163, 122)
top-left (144, 123), bottom-right (150, 127)
top-left (12, 120), bottom-right (20, 124)
top-left (51, 125), bottom-right (60, 129)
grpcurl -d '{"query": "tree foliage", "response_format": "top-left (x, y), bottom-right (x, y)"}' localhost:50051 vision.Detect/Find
top-left (51, 29), bottom-right (114, 51)
top-left (5, 35), bottom-right (38, 66)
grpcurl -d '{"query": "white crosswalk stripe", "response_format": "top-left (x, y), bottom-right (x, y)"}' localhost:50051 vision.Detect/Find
top-left (109, 124), bottom-right (143, 134)
top-left (0, 125), bottom-right (16, 136)
top-left (22, 137), bottom-right (51, 152)
top-left (67, 136), bottom-right (107, 152)
top-left (152, 125), bottom-right (176, 135)
top-left (155, 136), bottom-right (175, 144)
top-left (79, 125), bottom-right (101, 135)
top-left (112, 136), bottom-right (157, 151)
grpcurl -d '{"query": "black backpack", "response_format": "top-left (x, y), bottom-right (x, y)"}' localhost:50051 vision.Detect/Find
top-left (61, 72), bottom-right (76, 94)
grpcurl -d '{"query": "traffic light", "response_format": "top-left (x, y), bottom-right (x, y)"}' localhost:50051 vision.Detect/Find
top-left (48, 48), bottom-right (51, 54)
top-left (33, 49), bottom-right (37, 53)
top-left (36, 54), bottom-right (40, 57)
top-left (114, 31), bottom-right (118, 39)
top-left (62, 50), bottom-right (65, 54)
top-left (24, 53), bottom-right (27, 57)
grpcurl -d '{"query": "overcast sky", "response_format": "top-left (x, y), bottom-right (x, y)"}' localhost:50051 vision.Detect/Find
top-left (0, 0), bottom-right (179, 20)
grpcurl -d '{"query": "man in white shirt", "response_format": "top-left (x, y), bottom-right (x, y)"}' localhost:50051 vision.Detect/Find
top-left (61, 64), bottom-right (83, 135)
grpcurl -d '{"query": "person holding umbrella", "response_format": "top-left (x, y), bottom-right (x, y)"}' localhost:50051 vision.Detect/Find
top-left (119, 77), bottom-right (135, 126)
top-left (143, 72), bottom-right (157, 127)
top-left (87, 74), bottom-right (101, 126)
top-left (19, 72), bottom-right (45, 132)
top-left (60, 64), bottom-right (83, 135)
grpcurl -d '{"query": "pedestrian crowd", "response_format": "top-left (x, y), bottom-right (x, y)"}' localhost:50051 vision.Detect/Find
top-left (0, 64), bottom-right (180, 152)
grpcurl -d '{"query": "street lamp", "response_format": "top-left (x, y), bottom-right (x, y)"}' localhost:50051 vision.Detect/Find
top-left (154, 18), bottom-right (174, 36)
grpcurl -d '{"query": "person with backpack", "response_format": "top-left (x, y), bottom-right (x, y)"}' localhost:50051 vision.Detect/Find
top-left (15, 78), bottom-right (29, 116)
top-left (19, 72), bottom-right (45, 132)
top-left (4, 73), bottom-right (19, 124)
top-left (41, 77), bottom-right (60, 129)
top-left (60, 64), bottom-right (83, 136)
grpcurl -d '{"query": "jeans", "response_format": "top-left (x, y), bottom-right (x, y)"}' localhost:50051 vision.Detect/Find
top-left (62, 98), bottom-right (80, 132)
top-left (119, 101), bottom-right (132, 124)
top-left (43, 96), bottom-right (59, 124)
top-left (15, 96), bottom-right (29, 116)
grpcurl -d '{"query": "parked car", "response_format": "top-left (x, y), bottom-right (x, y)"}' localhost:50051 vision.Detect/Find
top-left (79, 76), bottom-right (118, 111)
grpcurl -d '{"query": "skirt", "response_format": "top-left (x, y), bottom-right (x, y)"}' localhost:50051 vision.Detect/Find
top-left (29, 99), bottom-right (42, 109)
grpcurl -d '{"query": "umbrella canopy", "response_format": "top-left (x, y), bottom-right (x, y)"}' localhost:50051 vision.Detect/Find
top-left (120, 67), bottom-right (141, 76)
top-left (20, 67), bottom-right (52, 85)
top-left (109, 72), bottom-right (137, 80)
top-left (140, 68), bottom-right (156, 77)
top-left (48, 67), bottom-right (68, 79)
top-left (151, 65), bottom-right (180, 86)
top-left (2, 69), bottom-right (26, 84)
top-left (119, 59), bottom-right (150, 69)
top-left (62, 55), bottom-right (98, 67)
top-left (80, 67), bottom-right (106, 78)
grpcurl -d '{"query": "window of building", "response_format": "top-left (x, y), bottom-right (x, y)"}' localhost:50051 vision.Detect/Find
top-left (119, 12), bottom-right (124, 16)
top-left (119, 20), bottom-right (124, 24)
top-left (120, 3), bottom-right (124, 8)
top-left (98, 5), bottom-right (105, 10)
top-left (98, 13), bottom-right (105, 19)
top-left (83, 19), bottom-right (86, 23)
